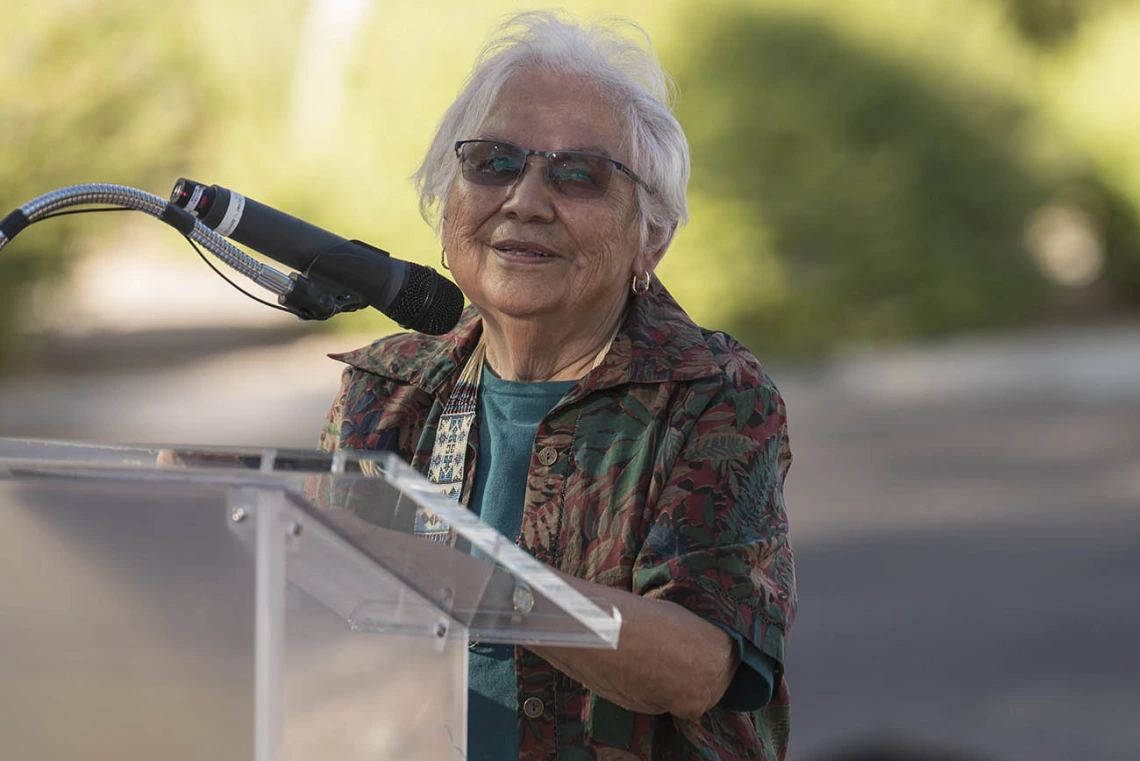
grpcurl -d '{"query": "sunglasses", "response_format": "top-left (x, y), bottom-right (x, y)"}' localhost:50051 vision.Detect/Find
top-left (454, 139), bottom-right (654, 199)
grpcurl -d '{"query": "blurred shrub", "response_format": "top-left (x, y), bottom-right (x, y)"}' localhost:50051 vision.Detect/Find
top-left (997, 0), bottom-right (1133, 49)
top-left (0, 2), bottom-right (217, 368)
top-left (1041, 1), bottom-right (1140, 302)
top-left (663, 6), bottom-right (1065, 356)
top-left (1096, 183), bottom-right (1140, 302)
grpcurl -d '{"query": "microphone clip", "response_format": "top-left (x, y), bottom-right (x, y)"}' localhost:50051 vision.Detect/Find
top-left (278, 274), bottom-right (344, 321)
top-left (279, 239), bottom-right (388, 320)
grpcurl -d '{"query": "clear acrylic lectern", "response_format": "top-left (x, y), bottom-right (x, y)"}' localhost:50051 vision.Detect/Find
top-left (0, 438), bottom-right (620, 761)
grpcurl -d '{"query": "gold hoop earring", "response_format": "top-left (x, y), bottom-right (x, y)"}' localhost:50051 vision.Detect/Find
top-left (631, 271), bottom-right (652, 296)
top-left (440, 248), bottom-right (450, 271)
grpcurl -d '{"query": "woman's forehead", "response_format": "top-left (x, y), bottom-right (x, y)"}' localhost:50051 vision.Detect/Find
top-left (480, 68), bottom-right (629, 154)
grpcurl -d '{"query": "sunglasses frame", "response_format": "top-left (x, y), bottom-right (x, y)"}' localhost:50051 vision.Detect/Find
top-left (454, 139), bottom-right (655, 198)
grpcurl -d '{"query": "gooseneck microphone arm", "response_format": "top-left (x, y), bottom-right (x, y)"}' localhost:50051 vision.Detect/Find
top-left (0, 183), bottom-right (465, 333)
top-left (0, 183), bottom-right (309, 310)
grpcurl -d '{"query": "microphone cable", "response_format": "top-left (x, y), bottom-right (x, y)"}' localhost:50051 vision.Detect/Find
top-left (20, 205), bottom-right (295, 315)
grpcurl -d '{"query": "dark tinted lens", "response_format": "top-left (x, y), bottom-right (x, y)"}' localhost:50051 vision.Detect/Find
top-left (548, 152), bottom-right (612, 198)
top-left (459, 141), bottom-right (525, 186)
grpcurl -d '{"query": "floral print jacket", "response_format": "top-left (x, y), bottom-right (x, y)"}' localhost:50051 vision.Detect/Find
top-left (319, 281), bottom-right (796, 761)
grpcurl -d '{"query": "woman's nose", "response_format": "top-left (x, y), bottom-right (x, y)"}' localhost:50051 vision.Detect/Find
top-left (500, 155), bottom-right (557, 222)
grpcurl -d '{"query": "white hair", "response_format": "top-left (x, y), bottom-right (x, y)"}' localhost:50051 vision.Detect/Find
top-left (413, 10), bottom-right (690, 251)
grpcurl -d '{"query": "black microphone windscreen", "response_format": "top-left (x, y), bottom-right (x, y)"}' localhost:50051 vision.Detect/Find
top-left (393, 265), bottom-right (465, 335)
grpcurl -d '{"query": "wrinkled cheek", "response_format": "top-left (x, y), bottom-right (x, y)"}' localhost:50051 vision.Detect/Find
top-left (441, 224), bottom-right (487, 301)
top-left (441, 216), bottom-right (476, 259)
top-left (440, 216), bottom-right (462, 252)
top-left (596, 239), bottom-right (637, 281)
top-left (444, 224), bottom-right (484, 264)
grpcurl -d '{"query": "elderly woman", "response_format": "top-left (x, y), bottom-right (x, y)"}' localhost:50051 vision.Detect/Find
top-left (319, 12), bottom-right (795, 761)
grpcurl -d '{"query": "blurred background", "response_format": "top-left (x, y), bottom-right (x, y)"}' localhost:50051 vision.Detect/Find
top-left (1, 0), bottom-right (1138, 759)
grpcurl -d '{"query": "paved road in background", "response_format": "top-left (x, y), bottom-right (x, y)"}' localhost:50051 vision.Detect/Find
top-left (778, 328), bottom-right (1140, 760)
top-left (3, 325), bottom-right (1139, 761)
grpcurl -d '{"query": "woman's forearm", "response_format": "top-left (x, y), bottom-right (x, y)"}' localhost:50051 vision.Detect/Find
top-left (528, 574), bottom-right (739, 721)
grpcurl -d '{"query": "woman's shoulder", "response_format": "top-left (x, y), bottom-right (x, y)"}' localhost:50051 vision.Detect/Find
top-left (332, 330), bottom-right (446, 373)
top-left (696, 326), bottom-right (781, 396)
top-left (629, 284), bottom-right (777, 400)
top-left (329, 306), bottom-right (481, 388)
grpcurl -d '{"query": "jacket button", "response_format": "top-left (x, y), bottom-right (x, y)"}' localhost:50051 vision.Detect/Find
top-left (522, 696), bottom-right (545, 718)
top-left (537, 446), bottom-right (558, 466)
top-left (512, 581), bottom-right (535, 614)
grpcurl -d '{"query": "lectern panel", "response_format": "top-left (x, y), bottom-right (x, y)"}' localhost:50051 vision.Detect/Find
top-left (0, 477), bottom-right (256, 761)
top-left (0, 439), bottom-right (620, 761)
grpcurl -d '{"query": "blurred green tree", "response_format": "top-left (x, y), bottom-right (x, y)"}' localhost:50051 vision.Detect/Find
top-left (998, 0), bottom-right (1135, 49)
top-left (667, 7), bottom-right (1063, 355)
top-left (0, 2), bottom-right (220, 368)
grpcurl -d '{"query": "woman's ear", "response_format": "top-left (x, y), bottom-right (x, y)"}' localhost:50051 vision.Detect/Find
top-left (642, 222), bottom-right (678, 273)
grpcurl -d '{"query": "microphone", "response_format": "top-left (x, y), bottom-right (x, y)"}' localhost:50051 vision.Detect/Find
top-left (169, 179), bottom-right (464, 334)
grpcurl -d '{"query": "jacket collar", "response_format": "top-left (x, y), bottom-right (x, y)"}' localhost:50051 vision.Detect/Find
top-left (330, 281), bottom-right (721, 397)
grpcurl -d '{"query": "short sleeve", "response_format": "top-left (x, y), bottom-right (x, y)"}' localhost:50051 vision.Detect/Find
top-left (712, 621), bottom-right (778, 713)
top-left (632, 372), bottom-right (795, 675)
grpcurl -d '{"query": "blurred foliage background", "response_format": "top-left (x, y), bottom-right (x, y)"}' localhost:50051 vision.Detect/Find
top-left (2, 0), bottom-right (1140, 364)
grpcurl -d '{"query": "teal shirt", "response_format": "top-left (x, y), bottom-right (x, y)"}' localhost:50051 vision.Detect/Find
top-left (467, 369), bottom-right (575, 761)
top-left (466, 368), bottom-right (776, 761)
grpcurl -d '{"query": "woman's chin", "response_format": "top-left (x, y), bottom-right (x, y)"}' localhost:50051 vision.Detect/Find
top-left (475, 291), bottom-right (568, 323)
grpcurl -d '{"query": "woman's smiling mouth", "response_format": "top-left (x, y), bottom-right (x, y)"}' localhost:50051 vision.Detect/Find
top-left (492, 240), bottom-right (557, 258)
